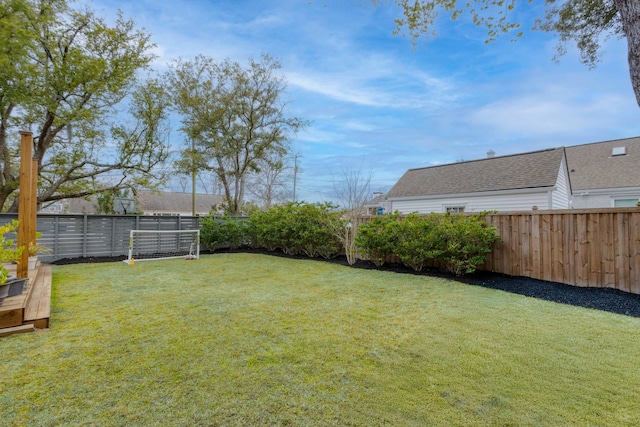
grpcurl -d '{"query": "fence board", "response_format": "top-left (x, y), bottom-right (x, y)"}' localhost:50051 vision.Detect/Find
top-left (601, 213), bottom-right (615, 288)
top-left (575, 213), bottom-right (589, 287)
top-left (510, 215), bottom-right (521, 276)
top-left (562, 213), bottom-right (575, 286)
top-left (630, 213), bottom-right (640, 295)
top-left (551, 214), bottom-right (563, 283)
top-left (501, 216), bottom-right (513, 276)
top-left (614, 213), bottom-right (630, 292)
top-left (587, 214), bottom-right (601, 287)
top-left (520, 215), bottom-right (530, 277)
top-left (530, 214), bottom-right (541, 278)
top-left (541, 214), bottom-right (552, 282)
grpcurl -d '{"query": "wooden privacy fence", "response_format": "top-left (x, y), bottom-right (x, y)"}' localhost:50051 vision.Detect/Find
top-left (356, 208), bottom-right (640, 295)
top-left (483, 208), bottom-right (640, 294)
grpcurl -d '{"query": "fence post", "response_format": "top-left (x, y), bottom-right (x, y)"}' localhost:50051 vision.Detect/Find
top-left (82, 215), bottom-right (88, 258)
top-left (53, 216), bottom-right (59, 259)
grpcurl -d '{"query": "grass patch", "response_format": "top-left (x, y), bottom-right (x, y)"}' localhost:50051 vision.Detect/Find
top-left (2, 253), bottom-right (640, 426)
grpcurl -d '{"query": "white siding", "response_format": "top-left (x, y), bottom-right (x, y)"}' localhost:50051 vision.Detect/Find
top-left (388, 191), bottom-right (550, 214)
top-left (572, 188), bottom-right (640, 208)
top-left (571, 193), bottom-right (608, 208)
top-left (551, 157), bottom-right (571, 209)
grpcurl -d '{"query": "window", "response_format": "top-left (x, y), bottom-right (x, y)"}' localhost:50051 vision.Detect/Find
top-left (445, 206), bottom-right (465, 213)
top-left (614, 199), bottom-right (639, 208)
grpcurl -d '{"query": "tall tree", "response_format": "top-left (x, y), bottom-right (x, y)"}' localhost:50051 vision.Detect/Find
top-left (333, 163), bottom-right (374, 212)
top-left (0, 0), bottom-right (169, 211)
top-left (167, 54), bottom-right (308, 215)
top-left (328, 163), bottom-right (375, 266)
top-left (368, 0), bottom-right (640, 107)
top-left (247, 152), bottom-right (292, 210)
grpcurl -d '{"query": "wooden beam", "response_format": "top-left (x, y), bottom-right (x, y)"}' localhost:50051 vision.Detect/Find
top-left (0, 324), bottom-right (35, 338)
top-left (17, 131), bottom-right (33, 279)
top-left (30, 158), bottom-right (38, 245)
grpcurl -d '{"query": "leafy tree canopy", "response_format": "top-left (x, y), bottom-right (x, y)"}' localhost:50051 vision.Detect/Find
top-left (166, 54), bottom-right (309, 216)
top-left (0, 0), bottom-right (170, 211)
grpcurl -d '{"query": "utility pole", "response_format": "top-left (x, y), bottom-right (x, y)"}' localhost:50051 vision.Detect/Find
top-left (191, 139), bottom-right (196, 216)
top-left (292, 155), bottom-right (300, 202)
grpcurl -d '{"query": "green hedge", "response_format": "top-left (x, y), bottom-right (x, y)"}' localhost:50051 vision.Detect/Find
top-left (356, 212), bottom-right (500, 275)
top-left (200, 216), bottom-right (248, 251)
top-left (246, 202), bottom-right (342, 258)
top-left (353, 212), bottom-right (400, 266)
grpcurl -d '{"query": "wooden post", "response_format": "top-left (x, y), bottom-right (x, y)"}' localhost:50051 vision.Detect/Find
top-left (31, 158), bottom-right (38, 245)
top-left (17, 131), bottom-right (33, 279)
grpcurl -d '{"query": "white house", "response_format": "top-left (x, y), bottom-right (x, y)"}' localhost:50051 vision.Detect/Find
top-left (566, 136), bottom-right (640, 208)
top-left (385, 147), bottom-right (572, 214)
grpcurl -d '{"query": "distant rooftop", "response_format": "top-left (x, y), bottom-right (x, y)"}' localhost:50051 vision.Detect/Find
top-left (387, 147), bottom-right (565, 198)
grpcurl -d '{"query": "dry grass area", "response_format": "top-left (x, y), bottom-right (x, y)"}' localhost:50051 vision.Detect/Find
top-left (1, 253), bottom-right (639, 426)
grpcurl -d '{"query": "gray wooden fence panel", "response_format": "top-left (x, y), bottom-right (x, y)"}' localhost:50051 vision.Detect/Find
top-left (0, 213), bottom-right (202, 262)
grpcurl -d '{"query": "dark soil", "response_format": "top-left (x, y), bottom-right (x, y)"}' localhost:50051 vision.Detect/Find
top-left (52, 248), bottom-right (640, 318)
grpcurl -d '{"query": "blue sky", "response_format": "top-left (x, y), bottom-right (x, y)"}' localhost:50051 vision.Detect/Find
top-left (89, 0), bottom-right (640, 203)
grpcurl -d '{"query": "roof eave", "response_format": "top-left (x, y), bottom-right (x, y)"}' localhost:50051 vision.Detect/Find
top-left (387, 186), bottom-right (556, 202)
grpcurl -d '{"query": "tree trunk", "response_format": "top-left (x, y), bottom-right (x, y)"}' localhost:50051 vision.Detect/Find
top-left (616, 0), bottom-right (640, 107)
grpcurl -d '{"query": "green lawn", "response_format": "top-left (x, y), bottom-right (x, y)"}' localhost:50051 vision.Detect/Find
top-left (2, 253), bottom-right (640, 426)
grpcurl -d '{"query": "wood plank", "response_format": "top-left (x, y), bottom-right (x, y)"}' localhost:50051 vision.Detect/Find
top-left (630, 212), bottom-right (640, 295)
top-left (530, 214), bottom-right (541, 279)
top-left (575, 214), bottom-right (589, 287)
top-left (520, 215), bottom-right (530, 277)
top-left (615, 212), bottom-right (631, 292)
top-left (24, 265), bottom-right (52, 326)
top-left (27, 318), bottom-right (48, 329)
top-left (0, 305), bottom-right (23, 328)
top-left (0, 324), bottom-right (35, 337)
top-left (563, 214), bottom-right (575, 286)
top-left (502, 215), bottom-right (513, 276)
top-left (601, 213), bottom-right (615, 289)
top-left (541, 214), bottom-right (552, 282)
top-left (510, 214), bottom-right (521, 276)
top-left (587, 213), bottom-right (602, 287)
top-left (551, 213), bottom-right (563, 283)
top-left (37, 265), bottom-right (52, 321)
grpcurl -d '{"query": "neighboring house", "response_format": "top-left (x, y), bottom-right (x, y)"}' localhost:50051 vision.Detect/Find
top-left (566, 137), bottom-right (640, 208)
top-left (62, 190), bottom-right (225, 216)
top-left (363, 193), bottom-right (387, 215)
top-left (385, 147), bottom-right (572, 214)
top-left (136, 190), bottom-right (224, 216)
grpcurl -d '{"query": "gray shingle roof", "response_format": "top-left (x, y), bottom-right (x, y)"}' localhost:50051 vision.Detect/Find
top-left (386, 148), bottom-right (565, 198)
top-left (565, 136), bottom-right (640, 191)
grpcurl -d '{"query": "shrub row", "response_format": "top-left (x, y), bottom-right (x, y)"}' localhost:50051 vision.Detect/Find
top-left (355, 212), bottom-right (500, 275)
top-left (200, 202), bottom-right (343, 259)
top-left (200, 204), bottom-right (500, 276)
